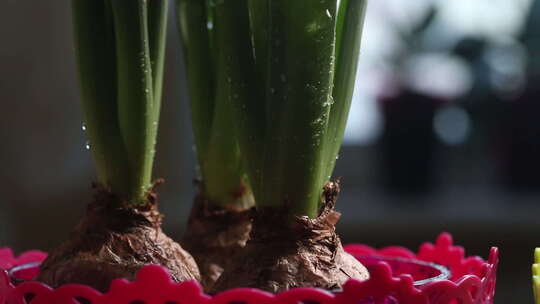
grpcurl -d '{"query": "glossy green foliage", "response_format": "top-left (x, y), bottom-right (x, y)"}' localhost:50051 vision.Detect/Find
top-left (177, 0), bottom-right (367, 217)
top-left (72, 0), bottom-right (168, 204)
top-left (177, 0), bottom-right (254, 208)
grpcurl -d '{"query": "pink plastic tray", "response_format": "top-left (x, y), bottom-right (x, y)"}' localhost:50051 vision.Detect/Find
top-left (0, 233), bottom-right (498, 304)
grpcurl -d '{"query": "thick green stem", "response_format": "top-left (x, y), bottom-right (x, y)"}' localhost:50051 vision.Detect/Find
top-left (259, 0), bottom-right (338, 217)
top-left (177, 0), bottom-right (215, 161)
top-left (181, 0), bottom-right (366, 217)
top-left (245, 0), bottom-right (269, 198)
top-left (148, 0), bottom-right (169, 137)
top-left (211, 0), bottom-right (267, 206)
top-left (203, 99), bottom-right (251, 207)
top-left (178, 0), bottom-right (255, 208)
top-left (248, 0), bottom-right (270, 120)
top-left (73, 0), bottom-right (167, 205)
top-left (322, 0), bottom-right (367, 183)
top-left (111, 0), bottom-right (157, 203)
top-left (72, 0), bottom-right (131, 196)
top-left (218, 1), bottom-right (266, 173)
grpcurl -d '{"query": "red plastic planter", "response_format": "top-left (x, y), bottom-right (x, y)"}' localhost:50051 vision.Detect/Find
top-left (0, 249), bottom-right (46, 271)
top-left (0, 233), bottom-right (498, 304)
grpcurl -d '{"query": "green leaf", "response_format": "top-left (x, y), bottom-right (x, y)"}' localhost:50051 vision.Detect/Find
top-left (148, 0), bottom-right (169, 132)
top-left (322, 0), bottom-right (367, 183)
top-left (72, 0), bottom-right (131, 197)
top-left (111, 0), bottom-right (157, 203)
top-left (257, 0), bottom-right (339, 217)
top-left (177, 0), bottom-right (215, 161)
top-left (179, 0), bottom-right (367, 217)
top-left (211, 0), bottom-right (265, 199)
top-left (72, 0), bottom-right (168, 204)
top-left (178, 0), bottom-right (254, 208)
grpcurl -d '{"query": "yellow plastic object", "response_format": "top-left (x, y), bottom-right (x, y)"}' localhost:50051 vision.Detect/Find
top-left (533, 248), bottom-right (540, 304)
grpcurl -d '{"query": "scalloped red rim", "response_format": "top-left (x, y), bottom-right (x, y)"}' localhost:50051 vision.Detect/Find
top-left (0, 233), bottom-right (498, 304)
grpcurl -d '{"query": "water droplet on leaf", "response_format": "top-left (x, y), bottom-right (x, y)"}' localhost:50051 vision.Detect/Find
top-left (326, 9), bottom-right (332, 18)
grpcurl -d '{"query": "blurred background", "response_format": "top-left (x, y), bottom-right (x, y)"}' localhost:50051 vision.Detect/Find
top-left (1, 0), bottom-right (539, 302)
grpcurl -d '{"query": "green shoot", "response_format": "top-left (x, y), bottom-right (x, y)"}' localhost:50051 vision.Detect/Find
top-left (178, 0), bottom-right (366, 217)
top-left (72, 0), bottom-right (168, 204)
top-left (257, 1), bottom-right (339, 218)
top-left (322, 0), bottom-right (368, 184)
top-left (177, 0), bottom-right (254, 209)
